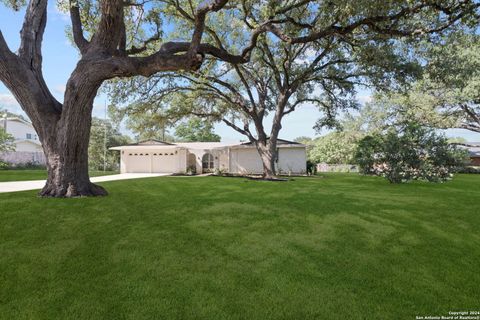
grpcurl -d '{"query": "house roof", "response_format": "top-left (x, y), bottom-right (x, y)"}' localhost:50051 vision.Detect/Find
top-left (125, 139), bottom-right (175, 146)
top-left (110, 138), bottom-right (306, 151)
top-left (110, 145), bottom-right (181, 151)
top-left (240, 138), bottom-right (304, 146)
top-left (0, 117), bottom-right (33, 127)
top-left (175, 142), bottom-right (240, 150)
top-left (15, 139), bottom-right (42, 146)
top-left (455, 143), bottom-right (480, 157)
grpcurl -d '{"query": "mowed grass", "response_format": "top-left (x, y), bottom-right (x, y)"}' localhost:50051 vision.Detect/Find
top-left (0, 169), bottom-right (118, 182)
top-left (0, 174), bottom-right (479, 319)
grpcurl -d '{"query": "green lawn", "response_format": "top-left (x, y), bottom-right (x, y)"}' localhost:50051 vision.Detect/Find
top-left (1, 174), bottom-right (479, 319)
top-left (0, 169), bottom-right (118, 182)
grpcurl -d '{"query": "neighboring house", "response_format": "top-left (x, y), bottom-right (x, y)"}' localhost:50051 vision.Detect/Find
top-left (110, 139), bottom-right (307, 175)
top-left (457, 143), bottom-right (480, 166)
top-left (0, 117), bottom-right (46, 165)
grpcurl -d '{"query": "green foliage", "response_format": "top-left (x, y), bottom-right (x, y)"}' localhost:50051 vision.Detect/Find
top-left (0, 127), bottom-right (15, 152)
top-left (88, 118), bottom-right (131, 171)
top-left (0, 0), bottom-right (25, 10)
top-left (376, 31), bottom-right (480, 132)
top-left (298, 101), bottom-right (391, 165)
top-left (174, 117), bottom-right (220, 142)
top-left (309, 132), bottom-right (358, 164)
top-left (109, 104), bottom-right (175, 142)
top-left (354, 123), bottom-right (468, 183)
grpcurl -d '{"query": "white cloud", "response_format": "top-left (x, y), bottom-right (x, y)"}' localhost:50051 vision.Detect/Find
top-left (0, 93), bottom-right (18, 107)
top-left (53, 84), bottom-right (66, 95)
top-left (0, 93), bottom-right (25, 116)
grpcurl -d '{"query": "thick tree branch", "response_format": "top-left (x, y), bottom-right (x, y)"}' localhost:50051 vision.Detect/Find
top-left (222, 117), bottom-right (254, 140)
top-left (19, 0), bottom-right (48, 70)
top-left (69, 0), bottom-right (89, 53)
top-left (0, 30), bottom-right (13, 58)
top-left (188, 0), bottom-right (229, 57)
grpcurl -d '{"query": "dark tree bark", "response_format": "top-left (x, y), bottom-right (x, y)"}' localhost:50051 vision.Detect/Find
top-left (256, 141), bottom-right (278, 179)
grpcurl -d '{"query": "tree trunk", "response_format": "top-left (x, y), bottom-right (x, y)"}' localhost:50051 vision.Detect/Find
top-left (36, 73), bottom-right (107, 198)
top-left (39, 120), bottom-right (107, 198)
top-left (257, 143), bottom-right (277, 179)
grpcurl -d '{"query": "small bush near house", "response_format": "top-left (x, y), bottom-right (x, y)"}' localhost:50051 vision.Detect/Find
top-left (306, 160), bottom-right (317, 175)
top-left (458, 166), bottom-right (480, 174)
top-left (0, 161), bottom-right (9, 169)
top-left (354, 123), bottom-right (468, 183)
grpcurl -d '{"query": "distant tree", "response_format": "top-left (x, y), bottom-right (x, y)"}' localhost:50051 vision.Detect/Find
top-left (354, 123), bottom-right (467, 183)
top-left (0, 127), bottom-right (15, 152)
top-left (110, 104), bottom-right (175, 142)
top-left (175, 117), bottom-right (220, 142)
top-left (447, 137), bottom-right (468, 144)
top-left (302, 101), bottom-right (392, 164)
top-left (293, 136), bottom-right (313, 145)
top-left (309, 132), bottom-right (358, 164)
top-left (89, 118), bottom-right (131, 171)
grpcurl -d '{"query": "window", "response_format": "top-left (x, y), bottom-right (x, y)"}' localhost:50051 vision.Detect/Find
top-left (202, 153), bottom-right (214, 171)
top-left (26, 133), bottom-right (32, 139)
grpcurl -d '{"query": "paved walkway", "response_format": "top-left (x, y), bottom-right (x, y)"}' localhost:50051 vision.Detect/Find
top-left (0, 173), bottom-right (168, 193)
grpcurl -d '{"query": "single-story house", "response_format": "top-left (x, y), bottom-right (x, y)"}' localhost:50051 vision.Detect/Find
top-left (458, 142), bottom-right (480, 166)
top-left (110, 139), bottom-right (306, 175)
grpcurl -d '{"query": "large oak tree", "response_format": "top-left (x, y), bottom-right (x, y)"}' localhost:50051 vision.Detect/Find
top-left (0, 0), bottom-right (286, 196)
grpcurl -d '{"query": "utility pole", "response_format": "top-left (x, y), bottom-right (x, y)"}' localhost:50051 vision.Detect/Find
top-left (2, 113), bottom-right (7, 131)
top-left (103, 101), bottom-right (107, 172)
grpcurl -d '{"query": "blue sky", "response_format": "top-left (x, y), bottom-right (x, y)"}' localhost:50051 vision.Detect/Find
top-left (1, 5), bottom-right (479, 143)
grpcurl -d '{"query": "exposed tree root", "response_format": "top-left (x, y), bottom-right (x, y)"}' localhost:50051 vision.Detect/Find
top-left (38, 182), bottom-right (108, 198)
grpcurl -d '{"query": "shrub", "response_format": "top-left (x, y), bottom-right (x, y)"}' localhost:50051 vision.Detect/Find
top-left (306, 160), bottom-right (317, 175)
top-left (354, 123), bottom-right (468, 183)
top-left (0, 161), bottom-right (10, 169)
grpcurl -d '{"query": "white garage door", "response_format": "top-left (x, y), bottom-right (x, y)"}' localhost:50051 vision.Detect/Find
top-left (277, 148), bottom-right (306, 174)
top-left (231, 148), bottom-right (263, 174)
top-left (152, 152), bottom-right (178, 173)
top-left (126, 152), bottom-right (151, 173)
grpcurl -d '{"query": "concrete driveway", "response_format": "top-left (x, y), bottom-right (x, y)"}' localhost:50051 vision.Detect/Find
top-left (0, 173), bottom-right (169, 193)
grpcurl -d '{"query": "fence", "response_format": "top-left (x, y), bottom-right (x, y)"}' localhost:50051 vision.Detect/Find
top-left (0, 151), bottom-right (46, 165)
top-left (316, 163), bottom-right (358, 173)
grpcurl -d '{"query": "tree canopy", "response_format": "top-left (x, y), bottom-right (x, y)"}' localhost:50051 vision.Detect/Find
top-left (370, 30), bottom-right (480, 133)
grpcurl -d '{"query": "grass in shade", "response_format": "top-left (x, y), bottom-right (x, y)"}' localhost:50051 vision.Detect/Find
top-left (0, 173), bottom-right (479, 319)
top-left (0, 169), bottom-right (118, 182)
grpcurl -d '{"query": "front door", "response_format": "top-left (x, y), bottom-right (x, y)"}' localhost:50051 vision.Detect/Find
top-left (202, 153), bottom-right (215, 173)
